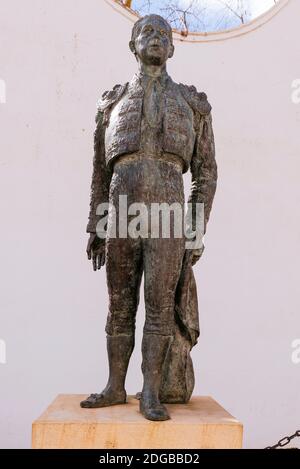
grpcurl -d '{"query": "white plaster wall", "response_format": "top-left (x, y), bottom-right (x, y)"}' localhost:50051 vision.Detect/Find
top-left (0, 0), bottom-right (299, 449)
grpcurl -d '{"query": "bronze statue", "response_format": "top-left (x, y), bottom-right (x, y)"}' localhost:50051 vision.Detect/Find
top-left (80, 14), bottom-right (217, 421)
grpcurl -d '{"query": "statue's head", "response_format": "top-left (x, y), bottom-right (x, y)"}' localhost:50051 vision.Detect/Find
top-left (129, 15), bottom-right (174, 66)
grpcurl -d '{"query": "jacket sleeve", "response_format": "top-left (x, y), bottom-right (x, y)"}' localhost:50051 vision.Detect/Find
top-left (188, 111), bottom-right (218, 235)
top-left (86, 109), bottom-right (112, 234)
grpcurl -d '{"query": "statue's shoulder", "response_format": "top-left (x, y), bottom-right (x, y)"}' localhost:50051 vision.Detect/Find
top-left (97, 83), bottom-right (129, 113)
top-left (178, 83), bottom-right (212, 115)
top-left (94, 82), bottom-right (128, 124)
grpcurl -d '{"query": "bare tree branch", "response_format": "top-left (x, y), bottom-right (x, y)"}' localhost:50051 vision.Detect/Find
top-left (217, 0), bottom-right (246, 24)
top-left (127, 0), bottom-right (277, 34)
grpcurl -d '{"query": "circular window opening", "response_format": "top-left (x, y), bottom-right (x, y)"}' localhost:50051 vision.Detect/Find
top-left (118, 0), bottom-right (281, 36)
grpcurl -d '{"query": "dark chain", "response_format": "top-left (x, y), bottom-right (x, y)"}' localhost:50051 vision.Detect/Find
top-left (265, 430), bottom-right (300, 449)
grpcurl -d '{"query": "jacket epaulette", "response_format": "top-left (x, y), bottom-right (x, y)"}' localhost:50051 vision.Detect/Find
top-left (97, 83), bottom-right (128, 115)
top-left (179, 83), bottom-right (212, 116)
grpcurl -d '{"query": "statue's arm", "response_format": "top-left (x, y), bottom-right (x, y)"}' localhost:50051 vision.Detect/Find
top-left (189, 111), bottom-right (218, 230)
top-left (86, 109), bottom-right (112, 270)
top-left (188, 111), bottom-right (218, 263)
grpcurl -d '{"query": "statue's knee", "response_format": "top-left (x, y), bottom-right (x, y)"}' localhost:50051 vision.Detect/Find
top-left (143, 320), bottom-right (174, 336)
top-left (144, 303), bottom-right (175, 336)
top-left (105, 310), bottom-right (136, 336)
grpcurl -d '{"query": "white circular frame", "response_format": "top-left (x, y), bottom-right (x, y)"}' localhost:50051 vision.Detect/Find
top-left (105, 0), bottom-right (290, 43)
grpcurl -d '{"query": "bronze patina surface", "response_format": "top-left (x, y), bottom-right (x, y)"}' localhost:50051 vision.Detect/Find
top-left (81, 14), bottom-right (217, 421)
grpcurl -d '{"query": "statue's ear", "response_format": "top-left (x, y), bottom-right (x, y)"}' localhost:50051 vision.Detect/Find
top-left (168, 44), bottom-right (175, 59)
top-left (129, 40), bottom-right (136, 55)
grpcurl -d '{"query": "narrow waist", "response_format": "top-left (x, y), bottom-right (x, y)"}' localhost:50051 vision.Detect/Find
top-left (113, 151), bottom-right (184, 172)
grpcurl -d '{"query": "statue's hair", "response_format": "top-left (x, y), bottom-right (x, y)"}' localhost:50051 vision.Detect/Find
top-left (131, 14), bottom-right (173, 44)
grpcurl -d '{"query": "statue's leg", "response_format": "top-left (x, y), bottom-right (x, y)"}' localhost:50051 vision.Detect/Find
top-left (140, 333), bottom-right (172, 420)
top-left (80, 236), bottom-right (143, 409)
top-left (139, 236), bottom-right (185, 420)
top-left (80, 334), bottom-right (134, 408)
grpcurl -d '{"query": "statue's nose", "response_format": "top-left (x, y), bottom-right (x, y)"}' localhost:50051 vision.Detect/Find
top-left (152, 29), bottom-right (162, 41)
top-left (150, 34), bottom-right (163, 46)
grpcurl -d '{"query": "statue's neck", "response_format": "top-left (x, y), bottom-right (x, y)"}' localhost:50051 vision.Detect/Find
top-left (137, 62), bottom-right (167, 78)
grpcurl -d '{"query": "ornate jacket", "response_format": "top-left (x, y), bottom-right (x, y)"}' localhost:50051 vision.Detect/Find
top-left (87, 73), bottom-right (217, 234)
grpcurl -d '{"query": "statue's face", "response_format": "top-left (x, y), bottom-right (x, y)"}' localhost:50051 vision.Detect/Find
top-left (131, 17), bottom-right (174, 66)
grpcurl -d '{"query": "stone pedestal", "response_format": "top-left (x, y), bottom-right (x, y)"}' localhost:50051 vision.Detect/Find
top-left (32, 395), bottom-right (243, 449)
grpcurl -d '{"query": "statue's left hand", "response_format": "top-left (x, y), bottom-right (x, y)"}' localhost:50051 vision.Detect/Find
top-left (87, 233), bottom-right (106, 271)
top-left (190, 246), bottom-right (205, 266)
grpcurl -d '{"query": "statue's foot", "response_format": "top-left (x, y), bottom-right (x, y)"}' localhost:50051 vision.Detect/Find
top-left (80, 389), bottom-right (126, 409)
top-left (139, 395), bottom-right (170, 421)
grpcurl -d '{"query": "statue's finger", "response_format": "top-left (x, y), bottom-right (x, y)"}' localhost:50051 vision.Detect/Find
top-left (92, 255), bottom-right (97, 271)
top-left (191, 255), bottom-right (198, 266)
top-left (97, 254), bottom-right (102, 270)
top-left (100, 253), bottom-right (105, 266)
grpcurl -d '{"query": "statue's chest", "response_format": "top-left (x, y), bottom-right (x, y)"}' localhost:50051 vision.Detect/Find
top-left (106, 86), bottom-right (193, 134)
top-left (105, 83), bottom-right (196, 169)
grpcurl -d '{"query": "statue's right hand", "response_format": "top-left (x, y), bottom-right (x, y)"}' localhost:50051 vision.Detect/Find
top-left (87, 233), bottom-right (106, 271)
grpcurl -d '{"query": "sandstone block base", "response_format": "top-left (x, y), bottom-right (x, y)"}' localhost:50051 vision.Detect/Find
top-left (32, 395), bottom-right (243, 449)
